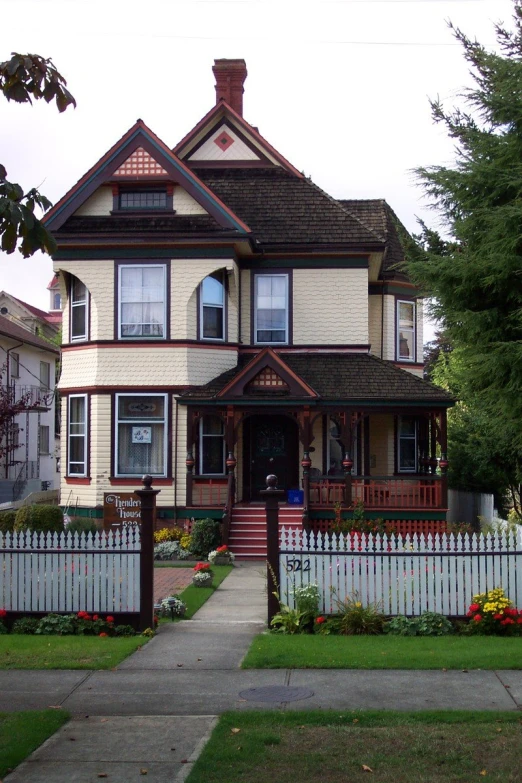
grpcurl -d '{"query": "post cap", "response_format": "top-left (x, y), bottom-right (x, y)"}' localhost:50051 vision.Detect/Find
top-left (142, 474), bottom-right (153, 489)
top-left (266, 474), bottom-right (278, 489)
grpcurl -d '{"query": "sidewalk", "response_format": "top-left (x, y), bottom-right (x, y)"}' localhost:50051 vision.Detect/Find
top-left (3, 562), bottom-right (522, 782)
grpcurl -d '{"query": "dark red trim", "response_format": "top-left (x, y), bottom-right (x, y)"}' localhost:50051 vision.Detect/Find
top-left (187, 118), bottom-right (273, 165)
top-left (62, 340), bottom-right (239, 351)
top-left (217, 347), bottom-right (318, 399)
top-left (60, 386), bottom-right (190, 394)
top-left (238, 345), bottom-right (370, 353)
top-left (109, 477), bottom-right (173, 486)
top-left (65, 477), bottom-right (91, 485)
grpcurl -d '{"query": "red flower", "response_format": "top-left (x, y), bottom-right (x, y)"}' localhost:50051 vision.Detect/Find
top-left (501, 618), bottom-right (515, 625)
top-left (473, 614), bottom-right (482, 622)
top-left (106, 616), bottom-right (114, 624)
top-left (469, 603), bottom-right (480, 612)
top-left (493, 613), bottom-right (503, 620)
top-left (217, 545), bottom-right (228, 553)
top-left (517, 618), bottom-right (522, 625)
top-left (92, 615), bottom-right (99, 621)
top-left (194, 562), bottom-right (211, 572)
top-left (99, 632), bottom-right (108, 637)
top-left (0, 609), bottom-right (7, 619)
top-left (315, 616), bottom-right (326, 624)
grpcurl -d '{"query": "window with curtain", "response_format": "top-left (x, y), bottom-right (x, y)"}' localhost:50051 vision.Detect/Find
top-left (68, 395), bottom-right (87, 476)
top-left (116, 394), bottom-right (167, 476)
top-left (199, 415), bottom-right (225, 475)
top-left (200, 274), bottom-right (225, 340)
top-left (398, 416), bottom-right (417, 472)
top-left (71, 277), bottom-right (88, 341)
top-left (397, 300), bottom-right (416, 361)
top-left (118, 265), bottom-right (166, 338)
top-left (254, 274), bottom-right (288, 344)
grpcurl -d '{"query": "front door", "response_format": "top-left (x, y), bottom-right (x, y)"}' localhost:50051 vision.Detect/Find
top-left (245, 415), bottom-right (299, 500)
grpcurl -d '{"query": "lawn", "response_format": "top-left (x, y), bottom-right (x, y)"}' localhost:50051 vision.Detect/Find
top-left (160, 564), bottom-right (233, 620)
top-left (186, 710), bottom-right (522, 783)
top-left (242, 633), bottom-right (522, 670)
top-left (0, 709), bottom-right (69, 777)
top-left (0, 635), bottom-right (146, 669)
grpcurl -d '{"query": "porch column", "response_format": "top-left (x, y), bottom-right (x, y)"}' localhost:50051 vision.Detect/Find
top-left (439, 410), bottom-right (449, 508)
top-left (430, 412), bottom-right (438, 474)
top-left (342, 452), bottom-right (353, 507)
top-left (301, 450), bottom-right (311, 530)
top-left (185, 408), bottom-right (195, 507)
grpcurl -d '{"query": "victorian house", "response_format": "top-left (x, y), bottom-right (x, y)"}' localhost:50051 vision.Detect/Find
top-left (43, 59), bottom-right (452, 556)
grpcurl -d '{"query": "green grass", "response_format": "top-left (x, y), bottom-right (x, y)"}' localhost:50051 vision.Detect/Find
top-left (161, 564), bottom-right (233, 620)
top-left (0, 635), bottom-right (147, 669)
top-left (0, 709), bottom-right (69, 777)
top-left (186, 710), bottom-right (522, 783)
top-left (242, 633), bottom-right (522, 670)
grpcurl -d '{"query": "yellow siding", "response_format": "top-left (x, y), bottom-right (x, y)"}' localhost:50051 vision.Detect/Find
top-left (369, 414), bottom-right (395, 475)
top-left (416, 299), bottom-right (424, 362)
top-left (368, 295), bottom-right (382, 357)
top-left (185, 347), bottom-right (237, 385)
top-left (292, 268), bottom-right (368, 344)
top-left (173, 186), bottom-right (208, 215)
top-left (368, 253), bottom-right (382, 283)
top-left (174, 398), bottom-right (187, 506)
top-left (90, 393), bottom-right (111, 504)
top-left (55, 260), bottom-right (114, 342)
top-left (171, 258), bottom-right (236, 338)
top-left (73, 187), bottom-right (113, 216)
top-left (382, 294), bottom-right (396, 361)
top-left (240, 269), bottom-right (251, 344)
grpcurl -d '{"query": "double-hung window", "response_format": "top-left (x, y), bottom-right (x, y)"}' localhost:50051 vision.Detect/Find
top-left (397, 416), bottom-right (417, 473)
top-left (40, 361), bottom-right (51, 391)
top-left (116, 394), bottom-right (167, 476)
top-left (71, 277), bottom-right (88, 341)
top-left (119, 264), bottom-right (166, 338)
top-left (397, 300), bottom-right (416, 361)
top-left (254, 274), bottom-right (289, 344)
top-left (39, 425), bottom-right (50, 455)
top-left (199, 416), bottom-right (225, 475)
top-left (119, 190), bottom-right (167, 210)
top-left (68, 395), bottom-right (88, 476)
top-left (200, 274), bottom-right (225, 340)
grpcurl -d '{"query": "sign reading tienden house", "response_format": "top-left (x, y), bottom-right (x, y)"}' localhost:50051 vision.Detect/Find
top-left (104, 492), bottom-right (142, 529)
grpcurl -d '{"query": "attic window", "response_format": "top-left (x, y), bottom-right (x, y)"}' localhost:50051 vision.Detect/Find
top-left (119, 190), bottom-right (167, 210)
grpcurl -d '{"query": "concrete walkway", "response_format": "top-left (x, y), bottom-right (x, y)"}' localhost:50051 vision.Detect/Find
top-left (3, 562), bottom-right (522, 782)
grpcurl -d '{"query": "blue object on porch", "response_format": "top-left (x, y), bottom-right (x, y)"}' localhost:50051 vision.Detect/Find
top-left (287, 489), bottom-right (304, 504)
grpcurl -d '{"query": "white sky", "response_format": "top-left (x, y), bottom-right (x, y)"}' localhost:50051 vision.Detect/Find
top-left (0, 0), bottom-right (514, 341)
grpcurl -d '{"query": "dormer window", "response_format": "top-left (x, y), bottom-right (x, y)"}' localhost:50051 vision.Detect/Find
top-left (119, 190), bottom-right (167, 210)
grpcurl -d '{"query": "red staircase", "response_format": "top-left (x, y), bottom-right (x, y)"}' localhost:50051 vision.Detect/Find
top-left (228, 504), bottom-right (303, 559)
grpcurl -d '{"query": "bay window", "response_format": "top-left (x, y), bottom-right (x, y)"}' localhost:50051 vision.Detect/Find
top-left (200, 273), bottom-right (225, 340)
top-left (116, 394), bottom-right (167, 476)
top-left (118, 264), bottom-right (166, 338)
top-left (70, 277), bottom-right (88, 341)
top-left (254, 274), bottom-right (289, 344)
top-left (68, 395), bottom-right (88, 476)
top-left (397, 300), bottom-right (415, 361)
top-left (199, 415), bottom-right (225, 475)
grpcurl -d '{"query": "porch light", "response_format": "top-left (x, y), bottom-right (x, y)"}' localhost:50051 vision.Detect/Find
top-left (186, 451), bottom-right (195, 472)
top-left (342, 453), bottom-right (353, 474)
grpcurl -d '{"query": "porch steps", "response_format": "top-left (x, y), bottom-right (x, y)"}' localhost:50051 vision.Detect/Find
top-left (228, 504), bottom-right (303, 559)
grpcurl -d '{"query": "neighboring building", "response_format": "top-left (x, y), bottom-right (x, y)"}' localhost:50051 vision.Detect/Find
top-left (43, 59), bottom-right (453, 555)
top-left (0, 315), bottom-right (60, 504)
top-left (0, 289), bottom-right (61, 341)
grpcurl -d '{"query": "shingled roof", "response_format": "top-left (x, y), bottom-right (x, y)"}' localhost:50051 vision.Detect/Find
top-left (58, 214), bottom-right (234, 237)
top-left (194, 168), bottom-right (384, 247)
top-left (338, 199), bottom-right (408, 275)
top-left (181, 352), bottom-right (453, 404)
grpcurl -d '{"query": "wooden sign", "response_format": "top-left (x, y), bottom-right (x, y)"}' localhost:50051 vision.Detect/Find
top-left (103, 492), bottom-right (142, 529)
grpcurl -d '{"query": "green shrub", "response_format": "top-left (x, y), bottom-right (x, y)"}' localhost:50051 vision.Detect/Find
top-left (0, 622), bottom-right (7, 635)
top-left (332, 591), bottom-right (386, 635)
top-left (36, 614), bottom-right (76, 635)
top-left (66, 518), bottom-right (98, 535)
top-left (14, 505), bottom-right (64, 534)
top-left (11, 617), bottom-right (40, 634)
top-left (154, 526), bottom-right (184, 543)
top-left (154, 541), bottom-right (180, 560)
top-left (384, 615), bottom-right (419, 636)
top-left (190, 518), bottom-right (221, 557)
top-left (114, 624), bottom-right (136, 637)
top-left (415, 611), bottom-right (454, 636)
top-left (0, 510), bottom-right (16, 533)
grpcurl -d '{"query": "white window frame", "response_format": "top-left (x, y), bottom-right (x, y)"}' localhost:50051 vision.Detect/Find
top-left (68, 394), bottom-right (88, 477)
top-left (254, 273), bottom-right (289, 345)
top-left (396, 299), bottom-right (416, 362)
top-left (115, 393), bottom-right (168, 477)
top-left (199, 273), bottom-right (225, 342)
top-left (397, 416), bottom-right (417, 473)
top-left (118, 264), bottom-right (167, 340)
top-left (70, 277), bottom-right (89, 342)
top-left (199, 416), bottom-right (226, 476)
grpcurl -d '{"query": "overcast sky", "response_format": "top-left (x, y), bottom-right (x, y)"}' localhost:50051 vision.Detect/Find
top-left (0, 0), bottom-right (514, 339)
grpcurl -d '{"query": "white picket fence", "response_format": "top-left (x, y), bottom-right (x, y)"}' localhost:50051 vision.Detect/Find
top-left (0, 529), bottom-right (141, 614)
top-left (279, 527), bottom-right (522, 616)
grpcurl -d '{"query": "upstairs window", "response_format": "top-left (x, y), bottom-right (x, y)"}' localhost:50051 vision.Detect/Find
top-left (254, 274), bottom-right (289, 344)
top-left (397, 416), bottom-right (417, 473)
top-left (119, 190), bottom-right (167, 210)
top-left (200, 274), bottom-right (225, 340)
top-left (70, 277), bottom-right (88, 341)
top-left (52, 292), bottom-right (61, 310)
top-left (397, 300), bottom-right (416, 362)
top-left (118, 264), bottom-right (166, 339)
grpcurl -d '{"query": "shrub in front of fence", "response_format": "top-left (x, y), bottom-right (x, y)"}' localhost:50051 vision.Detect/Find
top-left (331, 591), bottom-right (386, 635)
top-left (465, 588), bottom-right (522, 636)
top-left (0, 610), bottom-right (140, 637)
top-left (65, 517), bottom-right (99, 535)
top-left (0, 609), bottom-right (7, 635)
top-left (384, 612), bottom-right (454, 637)
top-left (0, 510), bottom-right (15, 533)
top-left (14, 504), bottom-right (64, 534)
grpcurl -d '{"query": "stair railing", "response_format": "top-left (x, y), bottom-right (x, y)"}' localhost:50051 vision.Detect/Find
top-left (222, 451), bottom-right (237, 545)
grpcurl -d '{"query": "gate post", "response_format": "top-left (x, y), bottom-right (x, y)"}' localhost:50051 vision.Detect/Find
top-left (261, 474), bottom-right (285, 626)
top-left (136, 474), bottom-right (160, 632)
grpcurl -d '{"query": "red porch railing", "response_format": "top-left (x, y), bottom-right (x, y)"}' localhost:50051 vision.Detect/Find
top-left (191, 477), bottom-right (228, 507)
top-left (309, 476), bottom-right (444, 510)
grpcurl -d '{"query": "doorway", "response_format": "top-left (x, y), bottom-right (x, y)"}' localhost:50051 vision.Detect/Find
top-left (243, 414), bottom-right (299, 501)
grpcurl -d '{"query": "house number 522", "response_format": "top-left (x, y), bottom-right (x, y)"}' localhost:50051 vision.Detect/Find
top-left (285, 557), bottom-right (311, 573)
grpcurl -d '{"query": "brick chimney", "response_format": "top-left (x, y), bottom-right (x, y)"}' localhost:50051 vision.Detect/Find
top-left (213, 59), bottom-right (247, 116)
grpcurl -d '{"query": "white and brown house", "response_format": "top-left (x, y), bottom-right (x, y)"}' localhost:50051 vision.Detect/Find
top-left (43, 59), bottom-right (453, 555)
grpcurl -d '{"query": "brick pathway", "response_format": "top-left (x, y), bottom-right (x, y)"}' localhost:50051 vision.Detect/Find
top-left (154, 567), bottom-right (193, 603)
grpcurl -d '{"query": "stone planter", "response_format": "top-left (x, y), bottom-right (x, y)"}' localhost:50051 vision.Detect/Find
top-left (213, 555), bottom-right (233, 566)
top-left (192, 573), bottom-right (213, 588)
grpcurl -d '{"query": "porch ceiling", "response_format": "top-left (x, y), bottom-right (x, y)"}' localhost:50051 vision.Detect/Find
top-left (179, 352), bottom-right (454, 407)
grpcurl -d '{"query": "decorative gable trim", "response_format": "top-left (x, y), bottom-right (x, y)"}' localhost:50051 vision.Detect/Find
top-left (113, 147), bottom-right (168, 177)
top-left (217, 347), bottom-right (318, 398)
top-left (174, 101), bottom-right (303, 178)
top-left (43, 120), bottom-right (251, 233)
top-left (187, 119), bottom-right (272, 166)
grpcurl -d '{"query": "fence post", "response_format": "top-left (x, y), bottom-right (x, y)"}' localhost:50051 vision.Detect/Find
top-left (261, 473), bottom-right (286, 626)
top-left (135, 474), bottom-right (160, 632)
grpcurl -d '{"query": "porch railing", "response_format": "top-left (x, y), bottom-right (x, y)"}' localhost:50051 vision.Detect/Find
top-left (309, 475), bottom-right (444, 510)
top-left (191, 477), bottom-right (228, 507)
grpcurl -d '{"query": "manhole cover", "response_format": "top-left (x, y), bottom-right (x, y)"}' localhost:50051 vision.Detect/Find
top-left (239, 686), bottom-right (314, 703)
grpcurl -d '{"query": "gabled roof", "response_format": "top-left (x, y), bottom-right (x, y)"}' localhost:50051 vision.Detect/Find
top-left (174, 100), bottom-right (303, 178)
top-left (195, 168), bottom-right (384, 247)
top-left (217, 348), bottom-right (318, 398)
top-left (43, 119), bottom-right (251, 234)
top-left (0, 315), bottom-right (59, 354)
top-left (339, 200), bottom-right (408, 275)
top-left (181, 352), bottom-right (453, 405)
